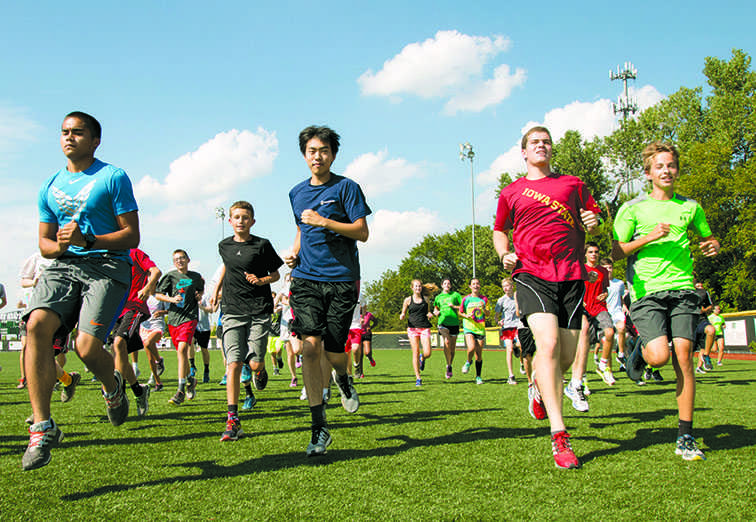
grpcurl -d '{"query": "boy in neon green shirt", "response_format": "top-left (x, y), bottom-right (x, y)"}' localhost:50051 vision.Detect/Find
top-left (613, 141), bottom-right (720, 462)
top-left (708, 305), bottom-right (726, 366)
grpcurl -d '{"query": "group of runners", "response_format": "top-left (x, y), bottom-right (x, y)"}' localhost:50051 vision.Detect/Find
top-left (14, 111), bottom-right (721, 472)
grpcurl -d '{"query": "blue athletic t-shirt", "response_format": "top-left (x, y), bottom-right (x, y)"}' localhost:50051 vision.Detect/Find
top-left (289, 174), bottom-right (371, 282)
top-left (38, 159), bottom-right (138, 260)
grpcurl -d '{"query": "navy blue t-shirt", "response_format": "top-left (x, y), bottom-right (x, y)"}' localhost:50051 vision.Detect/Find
top-left (289, 174), bottom-right (371, 282)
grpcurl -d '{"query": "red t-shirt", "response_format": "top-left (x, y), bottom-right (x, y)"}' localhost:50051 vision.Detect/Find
top-left (583, 264), bottom-right (609, 317)
top-left (494, 173), bottom-right (600, 282)
top-left (122, 248), bottom-right (157, 316)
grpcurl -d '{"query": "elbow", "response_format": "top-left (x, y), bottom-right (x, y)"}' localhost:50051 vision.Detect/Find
top-left (128, 230), bottom-right (141, 249)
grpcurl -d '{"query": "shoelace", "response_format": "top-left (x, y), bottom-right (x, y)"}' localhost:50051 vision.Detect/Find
top-left (552, 433), bottom-right (572, 453)
top-left (28, 429), bottom-right (54, 448)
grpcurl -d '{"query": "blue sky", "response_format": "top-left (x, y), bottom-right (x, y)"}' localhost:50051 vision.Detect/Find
top-left (2, 0), bottom-right (754, 303)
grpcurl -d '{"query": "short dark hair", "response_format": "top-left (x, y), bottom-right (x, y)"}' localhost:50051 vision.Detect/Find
top-left (299, 125), bottom-right (340, 156)
top-left (586, 241), bottom-right (599, 249)
top-left (173, 249), bottom-right (189, 259)
top-left (600, 257), bottom-right (613, 266)
top-left (229, 200), bottom-right (254, 219)
top-left (65, 111), bottom-right (102, 139)
top-left (521, 126), bottom-right (552, 150)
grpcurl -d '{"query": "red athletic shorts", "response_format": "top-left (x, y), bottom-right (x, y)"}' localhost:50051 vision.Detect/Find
top-left (168, 320), bottom-right (198, 347)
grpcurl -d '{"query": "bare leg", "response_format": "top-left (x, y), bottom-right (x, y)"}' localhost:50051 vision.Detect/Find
top-left (25, 309), bottom-right (61, 423)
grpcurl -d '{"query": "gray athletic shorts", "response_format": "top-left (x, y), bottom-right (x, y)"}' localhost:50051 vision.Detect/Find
top-left (221, 313), bottom-right (271, 364)
top-left (587, 310), bottom-right (614, 333)
top-left (24, 255), bottom-right (130, 342)
top-left (629, 290), bottom-right (699, 346)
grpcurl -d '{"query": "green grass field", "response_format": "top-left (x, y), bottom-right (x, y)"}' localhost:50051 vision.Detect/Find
top-left (1, 349), bottom-right (754, 521)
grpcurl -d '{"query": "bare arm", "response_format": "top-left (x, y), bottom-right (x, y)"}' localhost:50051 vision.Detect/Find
top-left (399, 297), bottom-right (410, 320)
top-left (493, 229), bottom-right (518, 271)
top-left (284, 227), bottom-right (302, 269)
top-left (611, 223), bottom-right (671, 261)
top-left (137, 266), bottom-right (162, 302)
top-left (210, 265), bottom-right (226, 307)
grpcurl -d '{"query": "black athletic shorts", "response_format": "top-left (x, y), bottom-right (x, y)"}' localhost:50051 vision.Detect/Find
top-left (438, 324), bottom-right (460, 336)
top-left (514, 273), bottom-right (584, 330)
top-left (109, 310), bottom-right (147, 354)
top-left (517, 327), bottom-right (536, 357)
top-left (194, 329), bottom-right (211, 349)
top-left (361, 331), bottom-right (373, 342)
top-left (290, 278), bottom-right (359, 354)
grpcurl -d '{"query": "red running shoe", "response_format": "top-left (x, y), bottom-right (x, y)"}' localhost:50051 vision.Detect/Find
top-left (552, 431), bottom-right (580, 469)
top-left (528, 382), bottom-right (547, 420)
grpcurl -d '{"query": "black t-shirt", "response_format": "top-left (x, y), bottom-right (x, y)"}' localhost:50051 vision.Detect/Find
top-left (156, 270), bottom-right (205, 327)
top-left (695, 288), bottom-right (712, 319)
top-left (219, 235), bottom-right (283, 316)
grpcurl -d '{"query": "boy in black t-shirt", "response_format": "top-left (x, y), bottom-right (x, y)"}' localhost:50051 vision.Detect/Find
top-left (210, 201), bottom-right (283, 441)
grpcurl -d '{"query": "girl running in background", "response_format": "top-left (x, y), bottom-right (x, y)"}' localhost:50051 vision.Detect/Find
top-left (400, 280), bottom-right (436, 386)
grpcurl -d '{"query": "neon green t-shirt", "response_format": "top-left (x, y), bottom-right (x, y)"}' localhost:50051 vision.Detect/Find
top-left (613, 193), bottom-right (712, 300)
top-left (708, 313), bottom-right (725, 336)
top-left (434, 291), bottom-right (462, 326)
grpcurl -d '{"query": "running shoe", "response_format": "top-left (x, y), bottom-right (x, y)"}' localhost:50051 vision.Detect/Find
top-left (332, 369), bottom-right (359, 413)
top-left (625, 338), bottom-right (647, 382)
top-left (299, 387), bottom-right (307, 400)
top-left (695, 366), bottom-right (707, 375)
top-left (187, 375), bottom-right (197, 400)
top-left (597, 367), bottom-right (616, 386)
top-left (154, 383), bottom-right (164, 392)
top-left (169, 390), bottom-right (185, 406)
top-left (323, 387), bottom-right (331, 404)
top-left (616, 353), bottom-right (627, 367)
top-left (651, 370), bottom-right (663, 382)
top-left (25, 413), bottom-right (35, 425)
top-left (582, 377), bottom-right (591, 396)
top-left (507, 375), bottom-right (517, 385)
top-left (528, 382), bottom-right (547, 420)
top-left (273, 368), bottom-right (280, 376)
top-left (22, 420), bottom-right (64, 471)
top-left (60, 371), bottom-right (81, 403)
top-left (476, 376), bottom-right (484, 385)
top-left (189, 367), bottom-right (196, 378)
top-left (419, 354), bottom-right (425, 371)
top-left (295, 355), bottom-right (302, 369)
top-left (593, 355), bottom-right (599, 365)
top-left (147, 374), bottom-right (155, 386)
top-left (565, 381), bottom-right (589, 412)
top-left (241, 365), bottom-right (252, 384)
top-left (519, 364), bottom-right (526, 375)
top-left (461, 361), bottom-right (471, 374)
top-left (415, 378), bottom-right (422, 387)
top-left (369, 356), bottom-right (376, 367)
top-left (306, 426), bottom-right (332, 457)
top-left (104, 370), bottom-right (129, 426)
top-left (675, 434), bottom-right (706, 461)
top-left (644, 368), bottom-right (654, 381)
top-left (219, 374), bottom-right (227, 385)
top-left (552, 431), bottom-right (580, 469)
top-left (253, 368), bottom-right (268, 391)
top-left (156, 357), bottom-right (165, 376)
top-left (17, 378), bottom-right (26, 389)
top-left (635, 379), bottom-right (645, 386)
top-left (133, 365), bottom-right (141, 378)
top-left (203, 368), bottom-right (210, 384)
top-left (704, 356), bottom-right (713, 371)
top-left (290, 377), bottom-right (298, 388)
top-left (242, 394), bottom-right (257, 411)
top-left (220, 416), bottom-right (244, 441)
top-left (717, 361), bottom-right (723, 366)
top-left (445, 366), bottom-right (453, 379)
top-left (136, 384), bottom-right (151, 417)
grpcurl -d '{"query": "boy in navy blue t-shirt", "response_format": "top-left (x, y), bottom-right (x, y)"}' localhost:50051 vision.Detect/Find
top-left (284, 125), bottom-right (371, 456)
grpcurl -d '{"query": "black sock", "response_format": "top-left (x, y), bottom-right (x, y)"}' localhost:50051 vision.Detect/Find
top-left (310, 403), bottom-right (326, 428)
top-left (244, 383), bottom-right (253, 396)
top-left (337, 372), bottom-right (352, 397)
top-left (190, 358), bottom-right (196, 369)
top-left (475, 360), bottom-right (483, 377)
top-left (204, 364), bottom-right (210, 371)
top-left (131, 383), bottom-right (143, 396)
top-left (228, 404), bottom-right (238, 417)
top-left (678, 419), bottom-right (693, 437)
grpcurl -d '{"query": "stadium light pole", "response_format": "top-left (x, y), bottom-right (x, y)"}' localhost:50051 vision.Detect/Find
top-left (214, 206), bottom-right (225, 244)
top-left (459, 142), bottom-right (476, 279)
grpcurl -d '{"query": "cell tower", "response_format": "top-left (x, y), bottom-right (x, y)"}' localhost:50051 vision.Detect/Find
top-left (610, 61), bottom-right (639, 119)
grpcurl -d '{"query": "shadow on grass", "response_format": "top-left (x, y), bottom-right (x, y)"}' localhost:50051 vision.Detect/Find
top-left (60, 424), bottom-right (542, 501)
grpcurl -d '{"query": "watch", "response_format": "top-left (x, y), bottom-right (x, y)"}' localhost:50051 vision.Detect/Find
top-left (83, 232), bottom-right (96, 250)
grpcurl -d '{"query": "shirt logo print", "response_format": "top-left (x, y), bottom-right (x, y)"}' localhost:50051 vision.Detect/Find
top-left (52, 180), bottom-right (96, 221)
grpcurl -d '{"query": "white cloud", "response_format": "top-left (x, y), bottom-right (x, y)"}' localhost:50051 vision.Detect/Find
top-left (363, 208), bottom-right (444, 254)
top-left (134, 128), bottom-right (278, 202)
top-left (0, 203), bottom-right (41, 305)
top-left (444, 64), bottom-right (527, 115)
top-left (479, 84), bottom-right (667, 187)
top-left (0, 105), bottom-right (42, 165)
top-left (342, 149), bottom-right (423, 197)
top-left (358, 30), bottom-right (525, 113)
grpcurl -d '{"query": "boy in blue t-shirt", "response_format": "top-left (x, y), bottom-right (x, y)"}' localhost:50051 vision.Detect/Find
top-left (22, 112), bottom-right (140, 471)
top-left (284, 125), bottom-right (371, 457)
